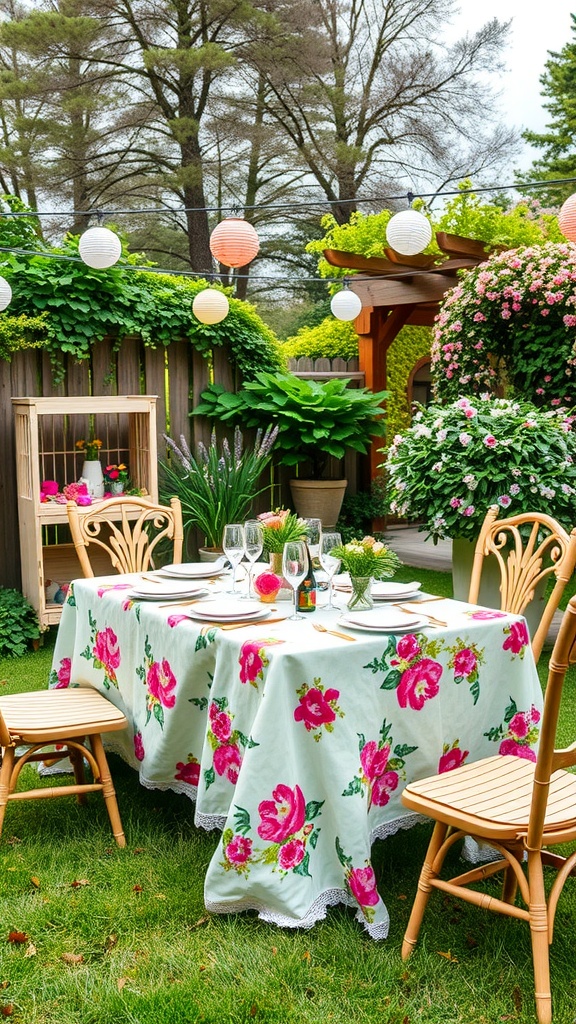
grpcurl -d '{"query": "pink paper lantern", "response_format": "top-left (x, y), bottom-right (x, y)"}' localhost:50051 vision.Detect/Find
top-left (209, 217), bottom-right (260, 268)
top-left (558, 193), bottom-right (576, 242)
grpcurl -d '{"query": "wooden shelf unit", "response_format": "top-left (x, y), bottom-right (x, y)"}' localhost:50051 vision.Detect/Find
top-left (12, 395), bottom-right (158, 628)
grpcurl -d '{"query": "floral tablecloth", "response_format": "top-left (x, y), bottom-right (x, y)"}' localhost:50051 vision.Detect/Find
top-left (50, 577), bottom-right (542, 938)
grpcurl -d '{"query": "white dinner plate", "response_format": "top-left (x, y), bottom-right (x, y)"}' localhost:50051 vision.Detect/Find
top-left (184, 598), bottom-right (266, 618)
top-left (372, 581), bottom-right (422, 601)
top-left (129, 581), bottom-right (209, 600)
top-left (339, 609), bottom-right (427, 633)
top-left (157, 562), bottom-right (227, 579)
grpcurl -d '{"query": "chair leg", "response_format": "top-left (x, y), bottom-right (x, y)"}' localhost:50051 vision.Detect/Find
top-left (402, 821), bottom-right (449, 959)
top-left (89, 733), bottom-right (126, 848)
top-left (67, 743), bottom-right (88, 805)
top-left (501, 843), bottom-right (523, 904)
top-left (527, 851), bottom-right (552, 1024)
top-left (0, 746), bottom-right (15, 839)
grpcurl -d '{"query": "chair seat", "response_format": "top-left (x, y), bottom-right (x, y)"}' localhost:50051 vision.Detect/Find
top-left (0, 688), bottom-right (128, 743)
top-left (402, 755), bottom-right (576, 839)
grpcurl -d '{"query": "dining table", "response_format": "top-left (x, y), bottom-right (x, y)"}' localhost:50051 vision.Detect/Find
top-left (49, 567), bottom-right (543, 939)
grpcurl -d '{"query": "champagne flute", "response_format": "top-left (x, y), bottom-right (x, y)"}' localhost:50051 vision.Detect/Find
top-left (303, 518), bottom-right (321, 560)
top-left (222, 523), bottom-right (245, 595)
top-left (320, 531), bottom-right (342, 610)
top-left (282, 540), bottom-right (307, 620)
top-left (242, 519), bottom-right (263, 599)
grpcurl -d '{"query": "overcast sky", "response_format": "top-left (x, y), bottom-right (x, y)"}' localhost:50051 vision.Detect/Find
top-left (452, 2), bottom-right (575, 172)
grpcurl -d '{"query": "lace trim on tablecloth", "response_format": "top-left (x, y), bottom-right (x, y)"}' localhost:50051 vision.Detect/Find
top-left (204, 887), bottom-right (390, 939)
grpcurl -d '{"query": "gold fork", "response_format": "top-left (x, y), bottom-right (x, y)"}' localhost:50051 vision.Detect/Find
top-left (395, 604), bottom-right (448, 627)
top-left (313, 622), bottom-right (356, 642)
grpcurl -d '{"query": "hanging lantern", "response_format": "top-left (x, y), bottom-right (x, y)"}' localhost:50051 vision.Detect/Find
top-left (559, 193), bottom-right (576, 243)
top-left (192, 288), bottom-right (230, 324)
top-left (385, 210), bottom-right (432, 256)
top-left (78, 226), bottom-right (122, 269)
top-left (330, 286), bottom-right (362, 321)
top-left (0, 276), bottom-right (12, 311)
top-left (209, 217), bottom-right (260, 268)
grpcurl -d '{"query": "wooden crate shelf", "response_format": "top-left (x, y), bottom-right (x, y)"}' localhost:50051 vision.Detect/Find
top-left (12, 395), bottom-right (158, 629)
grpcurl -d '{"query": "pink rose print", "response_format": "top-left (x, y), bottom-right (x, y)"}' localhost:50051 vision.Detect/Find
top-left (175, 756), bottom-right (201, 785)
top-left (147, 659), bottom-right (177, 708)
top-left (396, 634), bottom-right (421, 661)
top-left (94, 627), bottom-right (121, 673)
top-left (213, 743), bottom-right (242, 783)
top-left (348, 865), bottom-right (380, 908)
top-left (55, 657), bottom-right (71, 688)
top-left (257, 783), bottom-right (306, 843)
top-left (499, 739), bottom-right (537, 761)
top-left (209, 705), bottom-right (233, 743)
top-left (438, 743), bottom-right (469, 773)
top-left (278, 838), bottom-right (306, 870)
top-left (294, 682), bottom-right (341, 739)
top-left (453, 648), bottom-right (477, 676)
top-left (239, 640), bottom-right (269, 686)
top-left (470, 610), bottom-right (507, 620)
top-left (371, 770), bottom-right (399, 807)
top-left (397, 658), bottom-right (442, 710)
top-left (167, 613), bottom-right (190, 628)
top-left (360, 740), bottom-right (391, 782)
top-left (508, 711), bottom-right (530, 739)
top-left (503, 620), bottom-right (530, 656)
top-left (133, 731), bottom-right (145, 762)
top-left (97, 583), bottom-right (133, 598)
top-left (225, 834), bottom-right (253, 865)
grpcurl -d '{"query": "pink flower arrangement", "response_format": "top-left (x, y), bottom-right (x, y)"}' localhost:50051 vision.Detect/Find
top-left (253, 571), bottom-right (282, 600)
top-left (40, 479), bottom-right (92, 505)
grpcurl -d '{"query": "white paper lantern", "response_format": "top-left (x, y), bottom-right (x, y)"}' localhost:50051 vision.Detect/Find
top-left (558, 193), bottom-right (576, 243)
top-left (385, 210), bottom-right (432, 256)
top-left (0, 276), bottom-right (12, 311)
top-left (192, 288), bottom-right (230, 324)
top-left (330, 288), bottom-right (362, 321)
top-left (78, 226), bottom-right (122, 269)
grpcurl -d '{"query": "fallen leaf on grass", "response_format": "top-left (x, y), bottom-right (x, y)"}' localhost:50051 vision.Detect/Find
top-left (117, 978), bottom-right (127, 992)
top-left (513, 986), bottom-right (522, 1012)
top-left (7, 932), bottom-right (28, 945)
top-left (132, 884), bottom-right (143, 893)
top-left (302, 951), bottom-right (311, 961)
top-left (70, 879), bottom-right (90, 888)
top-left (0, 985), bottom-right (8, 991)
top-left (61, 953), bottom-right (84, 965)
top-left (132, 848), bottom-right (145, 855)
top-left (0, 1004), bottom-right (14, 1016)
top-left (24, 944), bottom-right (37, 959)
top-left (30, 877), bottom-right (40, 889)
top-left (104, 934), bottom-right (118, 951)
top-left (436, 950), bottom-right (458, 963)
top-left (190, 916), bottom-right (209, 930)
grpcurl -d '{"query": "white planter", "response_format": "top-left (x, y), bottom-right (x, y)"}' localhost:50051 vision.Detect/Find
top-left (198, 546), bottom-right (225, 563)
top-left (452, 536), bottom-right (547, 637)
top-left (80, 459), bottom-right (104, 498)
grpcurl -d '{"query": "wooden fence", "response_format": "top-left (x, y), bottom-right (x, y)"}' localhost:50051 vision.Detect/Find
top-left (0, 341), bottom-right (366, 590)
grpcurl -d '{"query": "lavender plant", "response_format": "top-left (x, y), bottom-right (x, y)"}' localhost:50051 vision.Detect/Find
top-left (160, 425), bottom-right (278, 550)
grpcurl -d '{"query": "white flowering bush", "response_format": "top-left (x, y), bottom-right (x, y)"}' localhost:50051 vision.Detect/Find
top-left (431, 242), bottom-right (576, 407)
top-left (384, 396), bottom-right (576, 542)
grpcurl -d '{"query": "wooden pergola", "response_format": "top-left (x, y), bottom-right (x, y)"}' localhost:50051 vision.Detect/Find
top-left (323, 232), bottom-right (498, 481)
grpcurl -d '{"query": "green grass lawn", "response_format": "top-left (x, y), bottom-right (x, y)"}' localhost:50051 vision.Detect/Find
top-left (0, 570), bottom-right (575, 1024)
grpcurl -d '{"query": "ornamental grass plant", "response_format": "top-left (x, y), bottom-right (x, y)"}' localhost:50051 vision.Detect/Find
top-left (160, 425), bottom-right (278, 551)
top-left (385, 395), bottom-right (576, 542)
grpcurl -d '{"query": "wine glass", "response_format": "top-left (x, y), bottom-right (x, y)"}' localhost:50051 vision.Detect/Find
top-left (222, 523), bottom-right (245, 595)
top-left (303, 518), bottom-right (322, 560)
top-left (242, 519), bottom-right (263, 599)
top-left (282, 540), bottom-right (307, 620)
top-left (319, 531), bottom-right (342, 610)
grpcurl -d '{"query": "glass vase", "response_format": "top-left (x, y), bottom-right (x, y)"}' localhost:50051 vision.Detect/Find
top-left (347, 576), bottom-right (374, 612)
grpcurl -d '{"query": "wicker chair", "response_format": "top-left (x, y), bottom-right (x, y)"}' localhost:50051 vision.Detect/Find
top-left (468, 505), bottom-right (576, 663)
top-left (401, 595), bottom-right (576, 1024)
top-left (0, 688), bottom-right (127, 845)
top-left (67, 495), bottom-right (183, 577)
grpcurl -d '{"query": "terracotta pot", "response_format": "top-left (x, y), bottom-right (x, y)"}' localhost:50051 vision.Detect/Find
top-left (289, 478), bottom-right (347, 529)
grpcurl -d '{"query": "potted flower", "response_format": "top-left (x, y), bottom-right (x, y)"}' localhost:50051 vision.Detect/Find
top-left (75, 436), bottom-right (104, 497)
top-left (160, 425), bottom-right (278, 557)
top-left (384, 394), bottom-right (576, 600)
top-left (195, 372), bottom-right (389, 528)
top-left (104, 463), bottom-right (129, 494)
top-left (331, 536), bottom-right (401, 610)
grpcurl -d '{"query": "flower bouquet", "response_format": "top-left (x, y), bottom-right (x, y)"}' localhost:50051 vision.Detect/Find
top-left (331, 536), bottom-right (401, 611)
top-left (75, 437), bottom-right (103, 460)
top-left (103, 463), bottom-right (129, 485)
top-left (253, 571), bottom-right (282, 603)
top-left (257, 509), bottom-right (308, 554)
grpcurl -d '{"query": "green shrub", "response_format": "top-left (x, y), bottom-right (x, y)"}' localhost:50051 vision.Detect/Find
top-left (282, 316), bottom-right (359, 361)
top-left (0, 588), bottom-right (41, 657)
